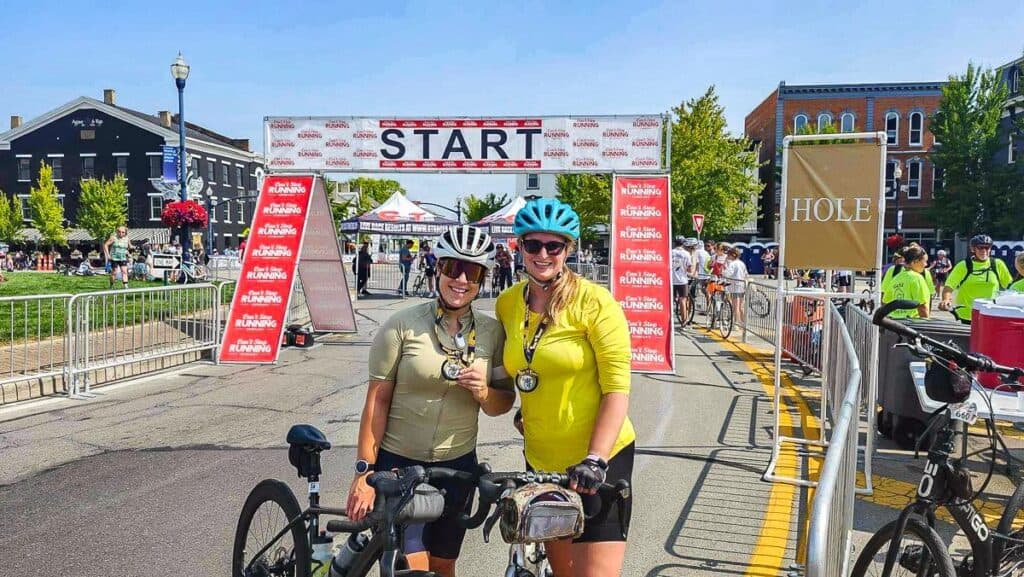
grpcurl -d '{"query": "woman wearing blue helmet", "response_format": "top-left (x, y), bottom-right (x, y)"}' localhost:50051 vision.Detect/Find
top-left (495, 197), bottom-right (635, 576)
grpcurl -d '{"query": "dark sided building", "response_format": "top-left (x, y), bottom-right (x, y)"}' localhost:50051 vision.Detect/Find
top-left (0, 89), bottom-right (263, 252)
top-left (997, 56), bottom-right (1022, 168)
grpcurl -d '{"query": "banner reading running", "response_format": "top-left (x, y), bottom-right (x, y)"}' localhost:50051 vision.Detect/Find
top-left (220, 175), bottom-right (315, 363)
top-left (610, 175), bottom-right (674, 374)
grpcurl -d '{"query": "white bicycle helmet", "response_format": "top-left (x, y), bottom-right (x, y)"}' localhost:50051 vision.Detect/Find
top-left (434, 225), bottom-right (497, 270)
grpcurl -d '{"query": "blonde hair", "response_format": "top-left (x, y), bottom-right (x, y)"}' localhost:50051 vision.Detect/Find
top-left (1015, 252), bottom-right (1024, 274)
top-left (545, 265), bottom-right (581, 325)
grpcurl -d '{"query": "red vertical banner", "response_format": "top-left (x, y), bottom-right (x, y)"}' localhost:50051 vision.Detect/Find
top-left (610, 175), bottom-right (674, 373)
top-left (219, 175), bottom-right (315, 363)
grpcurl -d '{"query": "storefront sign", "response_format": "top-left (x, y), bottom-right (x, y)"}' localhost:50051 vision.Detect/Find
top-left (610, 175), bottom-right (674, 374)
top-left (220, 175), bottom-right (314, 363)
top-left (265, 116), bottom-right (664, 173)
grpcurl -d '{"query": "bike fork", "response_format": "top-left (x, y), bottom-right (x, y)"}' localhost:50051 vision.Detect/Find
top-left (881, 507), bottom-right (917, 576)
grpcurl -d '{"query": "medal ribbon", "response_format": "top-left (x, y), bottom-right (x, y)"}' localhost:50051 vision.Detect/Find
top-left (521, 285), bottom-right (549, 366)
top-left (434, 304), bottom-right (477, 368)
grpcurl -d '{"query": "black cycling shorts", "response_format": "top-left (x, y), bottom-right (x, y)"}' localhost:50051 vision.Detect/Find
top-left (527, 442), bottom-right (634, 543)
top-left (425, 267), bottom-right (437, 277)
top-left (111, 260), bottom-right (128, 268)
top-left (836, 276), bottom-right (852, 288)
top-left (934, 272), bottom-right (949, 283)
top-left (375, 448), bottom-right (477, 560)
top-left (673, 284), bottom-right (689, 299)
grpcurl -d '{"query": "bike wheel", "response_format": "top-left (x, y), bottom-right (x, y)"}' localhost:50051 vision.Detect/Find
top-left (706, 297), bottom-right (717, 330)
top-left (994, 478), bottom-right (1024, 569)
top-left (233, 479), bottom-right (310, 577)
top-left (686, 294), bottom-right (696, 327)
top-left (718, 299), bottom-right (734, 339)
top-left (750, 290), bottom-right (771, 318)
top-left (850, 517), bottom-right (954, 577)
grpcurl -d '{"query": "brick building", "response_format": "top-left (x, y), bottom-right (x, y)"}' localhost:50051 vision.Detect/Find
top-left (745, 81), bottom-right (946, 245)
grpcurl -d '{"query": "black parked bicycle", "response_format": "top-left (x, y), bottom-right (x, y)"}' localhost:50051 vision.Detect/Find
top-left (851, 300), bottom-right (1024, 577)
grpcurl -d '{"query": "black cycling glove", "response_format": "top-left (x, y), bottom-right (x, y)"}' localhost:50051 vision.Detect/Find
top-left (567, 457), bottom-right (607, 492)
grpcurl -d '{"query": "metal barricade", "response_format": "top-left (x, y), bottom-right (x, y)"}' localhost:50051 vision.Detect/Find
top-left (806, 300), bottom-right (862, 577)
top-left (207, 256), bottom-right (241, 281)
top-left (0, 294), bottom-right (74, 402)
top-left (742, 280), bottom-right (778, 346)
top-left (66, 284), bottom-right (221, 397)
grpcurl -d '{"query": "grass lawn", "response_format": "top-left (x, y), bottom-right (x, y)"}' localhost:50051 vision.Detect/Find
top-left (0, 272), bottom-right (234, 344)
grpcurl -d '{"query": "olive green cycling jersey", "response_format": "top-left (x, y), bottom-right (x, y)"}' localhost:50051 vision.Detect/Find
top-left (368, 301), bottom-right (508, 462)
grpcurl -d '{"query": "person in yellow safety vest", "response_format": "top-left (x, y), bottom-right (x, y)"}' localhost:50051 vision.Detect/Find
top-left (1010, 252), bottom-right (1024, 293)
top-left (939, 235), bottom-right (1013, 322)
top-left (881, 243), bottom-right (934, 302)
top-left (882, 246), bottom-right (931, 319)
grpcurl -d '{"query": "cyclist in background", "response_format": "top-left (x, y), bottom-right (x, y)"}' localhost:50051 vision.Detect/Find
top-left (348, 225), bottom-right (514, 577)
top-left (496, 197), bottom-right (634, 577)
top-left (882, 246), bottom-right (931, 319)
top-left (940, 234), bottom-right (1012, 323)
top-left (693, 239), bottom-right (711, 277)
top-left (710, 242), bottom-right (729, 277)
top-left (671, 237), bottom-right (694, 326)
top-left (420, 242), bottom-right (438, 298)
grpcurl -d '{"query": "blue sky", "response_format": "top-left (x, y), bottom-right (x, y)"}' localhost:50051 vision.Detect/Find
top-left (3, 0), bottom-right (1022, 209)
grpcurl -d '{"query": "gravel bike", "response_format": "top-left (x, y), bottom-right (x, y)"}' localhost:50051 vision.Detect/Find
top-left (851, 300), bottom-right (1024, 577)
top-left (704, 278), bottom-right (735, 339)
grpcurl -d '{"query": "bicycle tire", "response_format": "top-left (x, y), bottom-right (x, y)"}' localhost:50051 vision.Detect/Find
top-left (850, 516), bottom-right (954, 577)
top-left (718, 299), bottom-right (734, 339)
top-left (749, 289), bottom-right (771, 318)
top-left (686, 294), bottom-right (696, 326)
top-left (233, 479), bottom-right (310, 577)
top-left (994, 477), bottom-right (1024, 567)
top-left (706, 296), bottom-right (717, 330)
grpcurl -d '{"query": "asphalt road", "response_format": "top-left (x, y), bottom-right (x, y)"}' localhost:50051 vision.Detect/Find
top-left (0, 296), bottom-right (799, 577)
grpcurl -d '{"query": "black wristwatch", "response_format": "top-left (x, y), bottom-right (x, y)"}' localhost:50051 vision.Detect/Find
top-left (355, 459), bottom-right (375, 475)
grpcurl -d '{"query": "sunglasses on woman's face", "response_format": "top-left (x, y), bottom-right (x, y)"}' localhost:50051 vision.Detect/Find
top-left (438, 258), bottom-right (487, 284)
top-left (521, 239), bottom-right (567, 256)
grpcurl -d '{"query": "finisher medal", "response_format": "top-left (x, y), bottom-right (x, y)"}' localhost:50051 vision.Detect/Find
top-left (515, 368), bottom-right (540, 393)
top-left (441, 358), bottom-right (462, 381)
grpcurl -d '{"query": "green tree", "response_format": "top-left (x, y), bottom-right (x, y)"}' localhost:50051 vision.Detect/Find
top-left (0, 192), bottom-right (24, 245)
top-left (669, 86), bottom-right (762, 239)
top-left (77, 175), bottom-right (128, 243)
top-left (556, 174), bottom-right (612, 244)
top-left (462, 192), bottom-right (510, 223)
top-left (345, 177), bottom-right (406, 213)
top-left (929, 62), bottom-right (1024, 237)
top-left (28, 162), bottom-right (67, 249)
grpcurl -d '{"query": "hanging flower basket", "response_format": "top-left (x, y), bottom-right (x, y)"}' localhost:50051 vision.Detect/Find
top-left (885, 233), bottom-right (904, 250)
top-left (161, 200), bottom-right (209, 228)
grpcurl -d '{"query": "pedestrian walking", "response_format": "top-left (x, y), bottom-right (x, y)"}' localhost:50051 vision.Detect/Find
top-left (398, 239), bottom-right (414, 296)
top-left (103, 226), bottom-right (131, 289)
top-left (495, 197), bottom-right (634, 577)
top-left (930, 249), bottom-right (952, 295)
top-left (347, 225), bottom-right (513, 577)
top-left (355, 241), bottom-right (373, 296)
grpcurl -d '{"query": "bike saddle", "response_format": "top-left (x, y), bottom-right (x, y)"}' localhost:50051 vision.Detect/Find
top-left (286, 424), bottom-right (331, 452)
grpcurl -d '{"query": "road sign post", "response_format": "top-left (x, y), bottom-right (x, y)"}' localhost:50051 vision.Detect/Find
top-left (692, 214), bottom-right (705, 239)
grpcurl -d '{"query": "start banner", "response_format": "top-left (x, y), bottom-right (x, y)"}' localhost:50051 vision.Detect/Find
top-left (219, 175), bottom-right (315, 363)
top-left (264, 116), bottom-right (664, 173)
top-left (610, 175), bottom-right (674, 374)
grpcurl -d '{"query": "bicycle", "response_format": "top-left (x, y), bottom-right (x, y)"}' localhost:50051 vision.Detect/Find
top-left (859, 275), bottom-right (878, 312)
top-left (748, 284), bottom-right (772, 319)
top-left (851, 300), bottom-right (1024, 577)
top-left (704, 278), bottom-right (735, 339)
top-left (176, 260), bottom-right (209, 284)
top-left (233, 424), bottom-right (482, 577)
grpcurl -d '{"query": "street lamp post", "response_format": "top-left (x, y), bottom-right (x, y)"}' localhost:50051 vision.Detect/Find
top-left (171, 53), bottom-right (191, 262)
top-left (892, 162), bottom-right (903, 235)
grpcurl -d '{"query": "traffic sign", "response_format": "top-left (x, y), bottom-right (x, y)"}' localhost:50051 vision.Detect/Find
top-left (692, 214), bottom-right (705, 236)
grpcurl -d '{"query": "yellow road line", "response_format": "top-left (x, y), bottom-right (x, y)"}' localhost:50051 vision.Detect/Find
top-left (699, 330), bottom-right (815, 576)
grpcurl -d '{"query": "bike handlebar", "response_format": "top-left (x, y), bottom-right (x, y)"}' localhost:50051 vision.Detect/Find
top-left (873, 300), bottom-right (1024, 379)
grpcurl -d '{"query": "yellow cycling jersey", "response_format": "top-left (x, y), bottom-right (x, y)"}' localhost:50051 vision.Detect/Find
top-left (495, 279), bottom-right (636, 472)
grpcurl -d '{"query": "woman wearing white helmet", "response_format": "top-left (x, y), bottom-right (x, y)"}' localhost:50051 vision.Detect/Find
top-left (349, 225), bottom-right (514, 577)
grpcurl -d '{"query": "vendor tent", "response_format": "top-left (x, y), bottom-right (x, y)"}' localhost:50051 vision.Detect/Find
top-left (472, 196), bottom-right (525, 237)
top-left (340, 192), bottom-right (456, 236)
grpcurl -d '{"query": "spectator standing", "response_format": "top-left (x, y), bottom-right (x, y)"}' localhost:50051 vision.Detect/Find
top-left (398, 239), bottom-right (414, 297)
top-left (494, 244), bottom-right (513, 292)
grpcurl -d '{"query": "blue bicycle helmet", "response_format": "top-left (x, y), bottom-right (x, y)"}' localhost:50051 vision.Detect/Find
top-left (514, 198), bottom-right (580, 240)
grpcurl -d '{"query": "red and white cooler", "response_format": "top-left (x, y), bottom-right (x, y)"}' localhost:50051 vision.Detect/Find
top-left (970, 296), bottom-right (1024, 389)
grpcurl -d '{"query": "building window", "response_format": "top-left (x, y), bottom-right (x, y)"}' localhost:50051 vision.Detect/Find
top-left (885, 112), bottom-right (899, 145)
top-left (149, 155), bottom-right (161, 178)
top-left (907, 161), bottom-right (922, 199)
top-left (17, 158), bottom-right (30, 181)
top-left (124, 193), bottom-right (131, 216)
top-left (222, 164), bottom-right (230, 186)
top-left (885, 160), bottom-right (897, 199)
top-left (116, 156), bottom-right (128, 176)
top-left (235, 200), bottom-right (245, 222)
top-left (82, 157), bottom-right (95, 179)
top-left (235, 166), bottom-right (244, 188)
top-left (150, 196), bottom-right (163, 220)
top-left (1011, 67), bottom-right (1020, 94)
top-left (207, 160), bottom-right (216, 183)
top-left (909, 112), bottom-right (923, 146)
top-left (526, 174), bottom-right (539, 190)
top-left (933, 166), bottom-right (945, 195)
top-left (51, 158), bottom-right (63, 181)
top-left (1011, 135), bottom-right (1018, 164)
top-left (840, 112), bottom-right (855, 133)
top-left (817, 113), bottom-right (832, 132)
top-left (210, 198), bottom-right (218, 222)
top-left (793, 114), bottom-right (808, 133)
top-left (18, 196), bottom-right (30, 220)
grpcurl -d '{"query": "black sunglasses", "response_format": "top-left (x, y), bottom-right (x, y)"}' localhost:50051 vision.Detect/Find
top-left (521, 239), bottom-right (568, 256)
top-left (438, 258), bottom-right (487, 284)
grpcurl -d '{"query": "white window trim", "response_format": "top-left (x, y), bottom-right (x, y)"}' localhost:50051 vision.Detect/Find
top-left (817, 113), bottom-right (832, 132)
top-left (112, 152), bottom-right (130, 157)
top-left (46, 153), bottom-right (64, 158)
top-left (886, 112), bottom-right (899, 146)
top-left (907, 160), bottom-right (922, 199)
top-left (793, 114), bottom-right (808, 133)
top-left (148, 194), bottom-right (164, 221)
top-left (908, 112), bottom-right (924, 146)
top-left (51, 157), bottom-right (63, 182)
top-left (17, 157), bottom-right (31, 182)
top-left (81, 156), bottom-right (96, 179)
top-left (210, 197), bottom-right (218, 223)
top-left (145, 151), bottom-right (162, 156)
top-left (79, 153), bottom-right (97, 158)
top-left (220, 160), bottom-right (231, 165)
top-left (15, 154), bottom-right (31, 158)
top-left (840, 112), bottom-right (855, 133)
top-left (16, 194), bottom-right (31, 221)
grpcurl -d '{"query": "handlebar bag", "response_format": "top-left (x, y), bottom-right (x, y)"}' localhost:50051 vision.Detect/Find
top-left (498, 482), bottom-right (584, 544)
top-left (396, 483), bottom-right (446, 524)
top-left (924, 359), bottom-right (972, 404)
